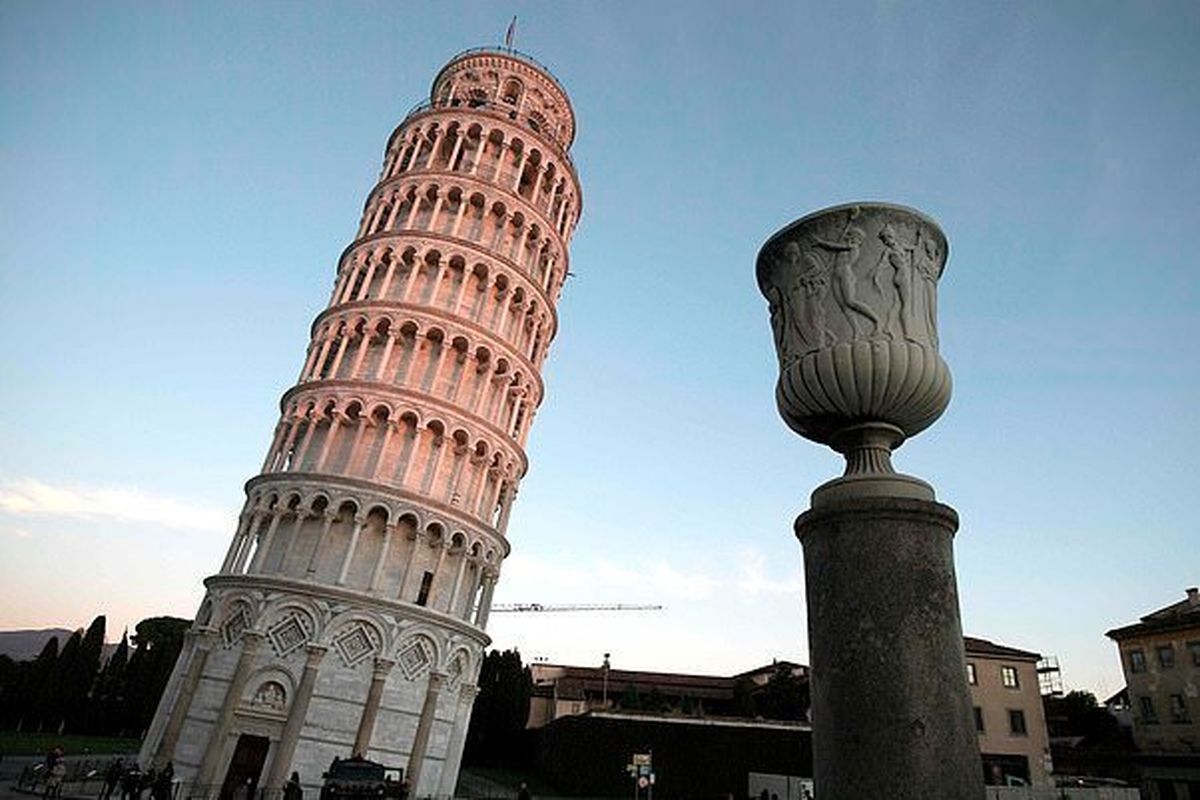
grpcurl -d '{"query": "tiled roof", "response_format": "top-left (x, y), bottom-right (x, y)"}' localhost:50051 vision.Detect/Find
top-left (1106, 588), bottom-right (1200, 640)
top-left (962, 635), bottom-right (1040, 661)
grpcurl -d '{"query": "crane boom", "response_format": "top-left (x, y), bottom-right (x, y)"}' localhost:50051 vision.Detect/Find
top-left (490, 602), bottom-right (663, 613)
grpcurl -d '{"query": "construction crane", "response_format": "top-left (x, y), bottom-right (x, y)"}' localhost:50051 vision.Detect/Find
top-left (490, 603), bottom-right (664, 613)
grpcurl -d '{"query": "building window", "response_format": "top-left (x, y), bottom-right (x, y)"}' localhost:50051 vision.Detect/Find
top-left (966, 663), bottom-right (977, 685)
top-left (973, 706), bottom-right (985, 733)
top-left (1139, 696), bottom-right (1159, 724)
top-left (1008, 709), bottom-right (1027, 735)
top-left (1189, 640), bottom-right (1200, 667)
top-left (1129, 649), bottom-right (1146, 673)
top-left (415, 570), bottom-right (434, 606)
top-left (1169, 694), bottom-right (1190, 723)
top-left (1157, 644), bottom-right (1175, 669)
top-left (1001, 665), bottom-right (1019, 689)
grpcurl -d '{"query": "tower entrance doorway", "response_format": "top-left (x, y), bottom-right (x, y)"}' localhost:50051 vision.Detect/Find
top-left (220, 734), bottom-right (270, 799)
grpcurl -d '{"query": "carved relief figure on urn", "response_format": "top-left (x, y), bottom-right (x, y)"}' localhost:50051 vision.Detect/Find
top-left (757, 203), bottom-right (952, 497)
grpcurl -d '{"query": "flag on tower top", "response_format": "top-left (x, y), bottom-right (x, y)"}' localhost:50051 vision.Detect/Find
top-left (505, 16), bottom-right (517, 50)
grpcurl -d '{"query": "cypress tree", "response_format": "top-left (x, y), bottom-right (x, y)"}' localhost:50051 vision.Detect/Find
top-left (91, 631), bottom-right (130, 736)
top-left (27, 635), bottom-right (60, 731)
top-left (63, 616), bottom-right (106, 731)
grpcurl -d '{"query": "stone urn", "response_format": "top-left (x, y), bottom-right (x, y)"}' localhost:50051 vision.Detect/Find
top-left (756, 203), bottom-right (951, 500)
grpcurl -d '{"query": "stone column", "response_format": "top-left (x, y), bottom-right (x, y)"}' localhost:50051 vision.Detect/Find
top-left (369, 523), bottom-right (396, 592)
top-left (756, 203), bottom-right (982, 799)
top-left (374, 333), bottom-right (398, 381)
top-left (219, 513), bottom-right (253, 573)
top-left (796, 497), bottom-right (980, 797)
top-left (405, 672), bottom-right (445, 794)
top-left (352, 658), bottom-right (395, 756)
top-left (195, 631), bottom-right (263, 788)
top-left (265, 644), bottom-right (328, 791)
top-left (305, 512), bottom-right (338, 577)
top-left (153, 627), bottom-right (215, 764)
top-left (474, 572), bottom-right (497, 629)
top-left (231, 513), bottom-right (263, 574)
top-left (337, 516), bottom-right (367, 586)
top-left (349, 331), bottom-right (373, 377)
top-left (248, 511), bottom-right (284, 573)
top-left (437, 684), bottom-right (479, 798)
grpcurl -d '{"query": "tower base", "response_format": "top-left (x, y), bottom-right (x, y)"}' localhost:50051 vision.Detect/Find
top-left (795, 494), bottom-right (984, 799)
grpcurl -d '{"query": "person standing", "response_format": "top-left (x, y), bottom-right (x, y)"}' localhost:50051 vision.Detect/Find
top-left (151, 763), bottom-right (174, 800)
top-left (283, 771), bottom-right (303, 800)
top-left (100, 758), bottom-right (124, 800)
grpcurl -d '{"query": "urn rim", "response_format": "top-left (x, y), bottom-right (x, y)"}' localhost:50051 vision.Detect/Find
top-left (755, 201), bottom-right (949, 292)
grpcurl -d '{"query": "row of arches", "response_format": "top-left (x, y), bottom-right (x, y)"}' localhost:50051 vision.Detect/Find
top-left (201, 586), bottom-right (482, 679)
top-left (435, 59), bottom-right (571, 147)
top-left (377, 118), bottom-right (579, 241)
top-left (294, 316), bottom-right (541, 442)
top-left (261, 393), bottom-right (524, 526)
top-left (218, 486), bottom-right (508, 625)
top-left (356, 177), bottom-right (567, 283)
top-left (325, 244), bottom-right (556, 365)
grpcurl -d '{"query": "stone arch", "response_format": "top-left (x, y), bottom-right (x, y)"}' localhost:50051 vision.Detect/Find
top-left (500, 77), bottom-right (523, 106)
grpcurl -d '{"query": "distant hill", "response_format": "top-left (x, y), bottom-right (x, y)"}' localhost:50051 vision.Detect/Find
top-left (0, 628), bottom-right (120, 662)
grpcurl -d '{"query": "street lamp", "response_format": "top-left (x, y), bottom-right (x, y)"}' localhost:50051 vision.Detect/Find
top-left (602, 653), bottom-right (611, 707)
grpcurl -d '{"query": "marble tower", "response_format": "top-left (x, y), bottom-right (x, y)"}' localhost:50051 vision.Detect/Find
top-left (140, 46), bottom-right (582, 798)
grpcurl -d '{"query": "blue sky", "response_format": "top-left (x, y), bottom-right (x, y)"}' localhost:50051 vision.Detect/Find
top-left (1, 2), bottom-right (1196, 697)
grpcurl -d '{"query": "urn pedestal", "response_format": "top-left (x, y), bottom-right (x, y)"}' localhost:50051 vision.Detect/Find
top-left (757, 203), bottom-right (984, 798)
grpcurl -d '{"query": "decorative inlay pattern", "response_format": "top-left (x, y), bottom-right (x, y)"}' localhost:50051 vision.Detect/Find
top-left (397, 638), bottom-right (433, 679)
top-left (334, 623), bottom-right (381, 667)
top-left (221, 606), bottom-right (251, 646)
top-left (267, 614), bottom-right (311, 657)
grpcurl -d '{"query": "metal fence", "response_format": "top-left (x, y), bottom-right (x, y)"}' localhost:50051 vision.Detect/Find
top-left (984, 787), bottom-right (1140, 800)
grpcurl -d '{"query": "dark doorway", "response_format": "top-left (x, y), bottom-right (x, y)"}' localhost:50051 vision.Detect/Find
top-left (219, 734), bottom-right (270, 800)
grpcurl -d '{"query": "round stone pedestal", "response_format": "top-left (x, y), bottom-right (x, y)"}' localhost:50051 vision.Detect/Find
top-left (795, 496), bottom-right (983, 799)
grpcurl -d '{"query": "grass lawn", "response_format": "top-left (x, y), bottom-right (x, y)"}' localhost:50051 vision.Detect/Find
top-left (0, 731), bottom-right (141, 757)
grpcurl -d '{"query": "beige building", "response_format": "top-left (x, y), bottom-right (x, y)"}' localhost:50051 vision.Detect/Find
top-left (139, 46), bottom-right (581, 799)
top-left (1107, 587), bottom-right (1200, 799)
top-left (964, 636), bottom-right (1052, 787)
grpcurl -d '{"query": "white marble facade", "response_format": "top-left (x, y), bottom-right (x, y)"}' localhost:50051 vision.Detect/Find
top-left (140, 47), bottom-right (581, 799)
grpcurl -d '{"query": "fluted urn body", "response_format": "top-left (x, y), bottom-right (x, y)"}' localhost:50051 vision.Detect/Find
top-left (756, 203), bottom-right (951, 483)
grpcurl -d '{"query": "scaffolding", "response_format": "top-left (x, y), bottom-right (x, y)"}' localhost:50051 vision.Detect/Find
top-left (1037, 655), bottom-right (1063, 697)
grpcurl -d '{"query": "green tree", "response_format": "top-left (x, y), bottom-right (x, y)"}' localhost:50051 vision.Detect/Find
top-left (1044, 690), bottom-right (1123, 743)
top-left (463, 649), bottom-right (532, 766)
top-left (122, 617), bottom-right (190, 736)
top-left (754, 664), bottom-right (810, 721)
top-left (28, 635), bottom-right (62, 731)
top-left (56, 616), bottom-right (107, 732)
top-left (88, 630), bottom-right (130, 735)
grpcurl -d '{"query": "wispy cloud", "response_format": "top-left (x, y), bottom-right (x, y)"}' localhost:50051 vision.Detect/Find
top-left (0, 478), bottom-right (229, 534)
top-left (735, 550), bottom-right (802, 597)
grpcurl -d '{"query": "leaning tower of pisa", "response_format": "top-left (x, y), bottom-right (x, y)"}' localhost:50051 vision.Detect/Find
top-left (139, 47), bottom-right (581, 798)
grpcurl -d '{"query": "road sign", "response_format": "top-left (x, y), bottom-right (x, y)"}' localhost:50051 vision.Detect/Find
top-left (632, 753), bottom-right (651, 766)
top-left (637, 777), bottom-right (649, 788)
